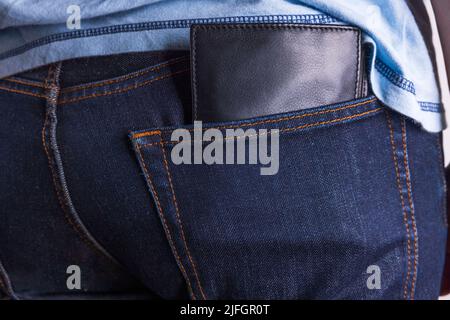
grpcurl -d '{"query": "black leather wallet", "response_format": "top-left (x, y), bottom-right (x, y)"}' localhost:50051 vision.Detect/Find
top-left (191, 23), bottom-right (365, 122)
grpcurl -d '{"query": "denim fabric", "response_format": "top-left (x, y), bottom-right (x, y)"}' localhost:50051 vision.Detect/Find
top-left (0, 52), bottom-right (447, 300)
top-left (130, 97), bottom-right (447, 299)
top-left (0, 0), bottom-right (444, 133)
top-left (0, 52), bottom-right (191, 299)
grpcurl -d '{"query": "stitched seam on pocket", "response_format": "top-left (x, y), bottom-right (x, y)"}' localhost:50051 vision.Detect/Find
top-left (133, 130), bottom-right (163, 139)
top-left (401, 119), bottom-right (419, 300)
top-left (132, 98), bottom-right (378, 140)
top-left (198, 98), bottom-right (378, 132)
top-left (386, 111), bottom-right (412, 300)
top-left (159, 142), bottom-right (207, 300)
top-left (135, 144), bottom-right (196, 300)
top-left (58, 69), bottom-right (189, 105)
top-left (139, 107), bottom-right (382, 146)
top-left (278, 108), bottom-right (380, 135)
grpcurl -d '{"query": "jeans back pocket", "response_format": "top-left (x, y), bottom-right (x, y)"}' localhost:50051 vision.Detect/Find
top-left (129, 96), bottom-right (446, 300)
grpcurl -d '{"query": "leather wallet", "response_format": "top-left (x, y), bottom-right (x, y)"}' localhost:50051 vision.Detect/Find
top-left (190, 23), bottom-right (365, 122)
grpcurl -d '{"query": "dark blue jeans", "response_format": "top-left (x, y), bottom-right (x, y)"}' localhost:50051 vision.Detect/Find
top-left (0, 51), bottom-right (447, 299)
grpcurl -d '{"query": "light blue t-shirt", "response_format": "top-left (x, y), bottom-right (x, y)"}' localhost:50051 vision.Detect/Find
top-left (0, 0), bottom-right (444, 132)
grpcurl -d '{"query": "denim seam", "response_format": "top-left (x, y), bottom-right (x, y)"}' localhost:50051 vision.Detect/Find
top-left (385, 111), bottom-right (412, 300)
top-left (159, 142), bottom-right (207, 300)
top-left (436, 135), bottom-right (448, 227)
top-left (0, 15), bottom-right (338, 61)
top-left (0, 260), bottom-right (18, 300)
top-left (137, 107), bottom-right (382, 148)
top-left (175, 98), bottom-right (378, 133)
top-left (375, 59), bottom-right (415, 94)
top-left (4, 77), bottom-right (45, 88)
top-left (0, 57), bottom-right (188, 100)
top-left (401, 119), bottom-right (419, 299)
top-left (0, 13), bottom-right (430, 100)
top-left (0, 85), bottom-right (46, 99)
top-left (192, 25), bottom-right (199, 121)
top-left (134, 143), bottom-right (196, 300)
top-left (0, 276), bottom-right (5, 296)
top-left (42, 63), bottom-right (122, 268)
top-left (193, 23), bottom-right (358, 32)
top-left (257, 108), bottom-right (381, 139)
top-left (374, 59), bottom-right (443, 112)
top-left (58, 68), bottom-right (189, 105)
top-left (132, 98), bottom-right (379, 140)
top-left (61, 56), bottom-right (189, 93)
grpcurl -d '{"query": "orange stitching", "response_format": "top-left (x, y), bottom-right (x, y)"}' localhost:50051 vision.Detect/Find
top-left (58, 69), bottom-right (189, 105)
top-left (385, 112), bottom-right (412, 300)
top-left (135, 106), bottom-right (383, 300)
top-left (139, 98), bottom-right (376, 136)
top-left (216, 108), bottom-right (382, 142)
top-left (187, 98), bottom-right (377, 131)
top-left (132, 98), bottom-right (378, 140)
top-left (279, 108), bottom-right (381, 135)
top-left (135, 144), bottom-right (196, 300)
top-left (61, 56), bottom-right (189, 93)
top-left (160, 143), bottom-right (207, 300)
top-left (195, 98), bottom-right (378, 132)
top-left (216, 97), bottom-right (377, 130)
top-left (140, 142), bottom-right (162, 148)
top-left (4, 77), bottom-right (45, 88)
top-left (401, 119), bottom-right (418, 300)
top-left (132, 130), bottom-right (162, 139)
top-left (169, 108), bottom-right (382, 144)
top-left (136, 107), bottom-right (382, 146)
top-left (0, 85), bottom-right (45, 98)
